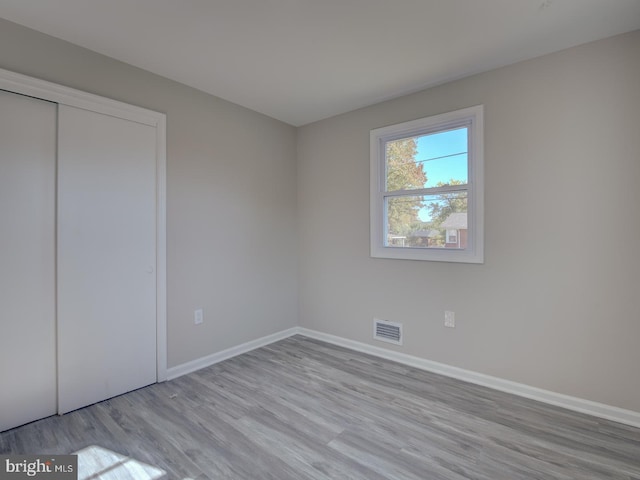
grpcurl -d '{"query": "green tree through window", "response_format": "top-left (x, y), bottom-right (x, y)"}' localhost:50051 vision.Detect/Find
top-left (385, 138), bottom-right (426, 237)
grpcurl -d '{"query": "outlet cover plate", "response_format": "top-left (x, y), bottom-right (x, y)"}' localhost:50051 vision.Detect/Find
top-left (444, 310), bottom-right (455, 328)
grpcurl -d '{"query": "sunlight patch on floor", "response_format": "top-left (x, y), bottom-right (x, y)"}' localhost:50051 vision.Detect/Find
top-left (74, 445), bottom-right (166, 480)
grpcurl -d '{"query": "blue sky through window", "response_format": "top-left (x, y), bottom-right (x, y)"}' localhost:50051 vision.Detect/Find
top-left (416, 127), bottom-right (468, 187)
top-left (416, 127), bottom-right (468, 222)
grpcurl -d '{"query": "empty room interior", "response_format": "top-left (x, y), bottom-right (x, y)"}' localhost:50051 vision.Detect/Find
top-left (1, 1), bottom-right (640, 479)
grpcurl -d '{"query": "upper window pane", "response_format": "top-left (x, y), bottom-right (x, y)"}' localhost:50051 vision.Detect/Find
top-left (385, 127), bottom-right (468, 192)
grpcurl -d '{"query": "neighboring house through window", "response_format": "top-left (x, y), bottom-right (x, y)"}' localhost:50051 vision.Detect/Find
top-left (441, 212), bottom-right (467, 249)
top-left (370, 105), bottom-right (484, 263)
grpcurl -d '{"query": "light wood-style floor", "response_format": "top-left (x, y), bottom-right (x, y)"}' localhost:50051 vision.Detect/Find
top-left (1, 336), bottom-right (639, 479)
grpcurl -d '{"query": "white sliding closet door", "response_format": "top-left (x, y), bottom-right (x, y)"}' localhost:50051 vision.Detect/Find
top-left (57, 105), bottom-right (157, 414)
top-left (0, 91), bottom-right (57, 431)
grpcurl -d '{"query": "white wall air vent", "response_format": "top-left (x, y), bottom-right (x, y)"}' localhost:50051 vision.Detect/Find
top-left (373, 318), bottom-right (403, 346)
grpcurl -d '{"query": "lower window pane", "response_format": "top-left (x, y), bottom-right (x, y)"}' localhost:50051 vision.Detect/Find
top-left (385, 191), bottom-right (468, 249)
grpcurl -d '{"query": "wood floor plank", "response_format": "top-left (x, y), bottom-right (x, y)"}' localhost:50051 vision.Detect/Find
top-left (1, 335), bottom-right (639, 479)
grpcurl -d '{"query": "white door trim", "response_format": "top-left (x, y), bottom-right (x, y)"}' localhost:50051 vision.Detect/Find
top-left (0, 67), bottom-right (168, 382)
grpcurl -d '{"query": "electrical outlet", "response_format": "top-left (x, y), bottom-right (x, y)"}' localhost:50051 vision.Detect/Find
top-left (444, 310), bottom-right (455, 328)
top-left (194, 308), bottom-right (204, 325)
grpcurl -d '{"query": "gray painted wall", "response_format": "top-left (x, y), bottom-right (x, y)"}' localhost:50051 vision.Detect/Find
top-left (297, 30), bottom-right (640, 413)
top-left (0, 18), bottom-right (298, 368)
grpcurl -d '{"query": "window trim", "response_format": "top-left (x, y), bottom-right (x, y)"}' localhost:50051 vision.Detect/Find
top-left (370, 105), bottom-right (484, 263)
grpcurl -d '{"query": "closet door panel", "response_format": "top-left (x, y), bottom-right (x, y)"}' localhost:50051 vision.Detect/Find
top-left (0, 91), bottom-right (57, 431)
top-left (57, 105), bottom-right (157, 414)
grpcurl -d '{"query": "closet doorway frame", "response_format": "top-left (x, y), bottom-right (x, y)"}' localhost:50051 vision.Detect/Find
top-left (0, 67), bottom-right (168, 382)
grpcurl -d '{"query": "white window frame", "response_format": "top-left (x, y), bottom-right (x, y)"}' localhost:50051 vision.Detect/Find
top-left (370, 105), bottom-right (484, 263)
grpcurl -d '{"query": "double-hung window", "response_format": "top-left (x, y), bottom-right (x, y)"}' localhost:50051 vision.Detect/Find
top-left (370, 105), bottom-right (484, 263)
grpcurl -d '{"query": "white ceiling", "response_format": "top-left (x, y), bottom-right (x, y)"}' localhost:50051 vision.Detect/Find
top-left (1, 1), bottom-right (639, 126)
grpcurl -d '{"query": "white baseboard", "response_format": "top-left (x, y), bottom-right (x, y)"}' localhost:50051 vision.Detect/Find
top-left (166, 327), bottom-right (299, 380)
top-left (297, 327), bottom-right (640, 429)
top-left (165, 325), bottom-right (640, 428)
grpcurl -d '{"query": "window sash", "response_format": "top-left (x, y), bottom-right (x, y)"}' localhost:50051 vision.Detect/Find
top-left (383, 125), bottom-right (470, 194)
top-left (381, 188), bottom-right (470, 249)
